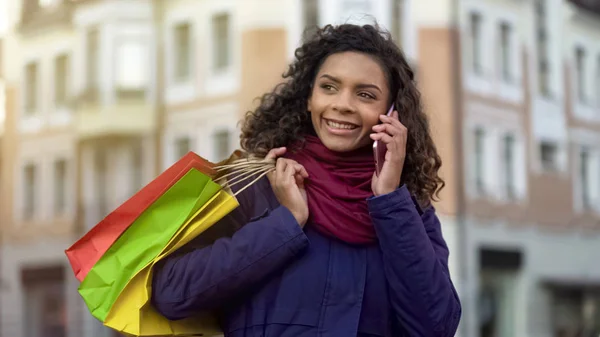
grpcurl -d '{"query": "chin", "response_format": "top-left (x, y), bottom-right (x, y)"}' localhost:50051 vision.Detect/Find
top-left (320, 137), bottom-right (364, 153)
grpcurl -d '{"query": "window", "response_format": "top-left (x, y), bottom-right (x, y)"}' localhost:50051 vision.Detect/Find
top-left (38, 0), bottom-right (56, 8)
top-left (503, 134), bottom-right (516, 199)
top-left (474, 128), bottom-right (485, 193)
top-left (303, 0), bottom-right (319, 41)
top-left (174, 22), bottom-right (191, 82)
top-left (25, 62), bottom-right (38, 115)
top-left (534, 0), bottom-right (550, 96)
top-left (540, 141), bottom-right (558, 171)
top-left (479, 256), bottom-right (519, 337)
top-left (470, 12), bottom-right (483, 75)
top-left (53, 159), bottom-right (67, 215)
top-left (391, 0), bottom-right (404, 44)
top-left (131, 142), bottom-right (143, 195)
top-left (596, 56), bottom-right (600, 107)
top-left (23, 163), bottom-right (37, 220)
top-left (575, 47), bottom-right (587, 103)
top-left (175, 136), bottom-right (191, 159)
top-left (86, 28), bottom-right (100, 97)
top-left (340, 0), bottom-right (373, 25)
top-left (499, 22), bottom-right (512, 82)
top-left (0, 82), bottom-right (5, 125)
top-left (22, 266), bottom-right (66, 337)
top-left (212, 13), bottom-right (231, 70)
top-left (213, 130), bottom-right (231, 162)
top-left (54, 54), bottom-right (69, 107)
top-left (549, 288), bottom-right (600, 337)
top-left (115, 40), bottom-right (147, 100)
top-left (580, 148), bottom-right (591, 210)
top-left (94, 149), bottom-right (108, 219)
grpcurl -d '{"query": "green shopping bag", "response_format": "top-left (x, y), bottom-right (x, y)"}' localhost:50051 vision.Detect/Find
top-left (78, 168), bottom-right (222, 322)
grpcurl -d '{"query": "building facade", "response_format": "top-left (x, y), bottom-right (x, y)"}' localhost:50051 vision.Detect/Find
top-left (1, 0), bottom-right (599, 336)
top-left (454, 0), bottom-right (600, 336)
top-left (1, 0), bottom-right (80, 336)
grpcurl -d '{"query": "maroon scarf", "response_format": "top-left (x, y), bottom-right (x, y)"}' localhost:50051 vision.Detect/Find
top-left (285, 135), bottom-right (377, 245)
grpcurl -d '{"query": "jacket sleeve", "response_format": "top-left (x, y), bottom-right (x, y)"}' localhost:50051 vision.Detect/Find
top-left (367, 185), bottom-right (461, 337)
top-left (151, 205), bottom-right (309, 321)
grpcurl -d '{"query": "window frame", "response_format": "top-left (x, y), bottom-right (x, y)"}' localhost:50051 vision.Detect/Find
top-left (211, 12), bottom-right (232, 72)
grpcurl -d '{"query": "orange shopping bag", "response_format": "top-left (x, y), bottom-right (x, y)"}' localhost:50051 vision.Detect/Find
top-left (65, 152), bottom-right (215, 282)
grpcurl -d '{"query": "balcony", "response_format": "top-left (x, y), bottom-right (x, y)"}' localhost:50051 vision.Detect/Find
top-left (73, 88), bottom-right (157, 140)
top-left (18, 0), bottom-right (74, 34)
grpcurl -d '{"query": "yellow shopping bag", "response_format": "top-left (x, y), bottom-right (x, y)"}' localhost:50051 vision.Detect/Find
top-left (104, 190), bottom-right (239, 336)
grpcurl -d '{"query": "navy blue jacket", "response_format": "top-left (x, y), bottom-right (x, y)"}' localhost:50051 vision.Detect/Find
top-left (151, 176), bottom-right (461, 336)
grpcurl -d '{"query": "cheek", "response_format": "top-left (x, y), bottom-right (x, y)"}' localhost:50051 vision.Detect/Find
top-left (309, 97), bottom-right (327, 120)
top-left (308, 91), bottom-right (324, 112)
top-left (363, 112), bottom-right (382, 129)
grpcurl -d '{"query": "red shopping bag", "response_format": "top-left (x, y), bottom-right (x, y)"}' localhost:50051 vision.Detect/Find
top-left (65, 152), bottom-right (215, 282)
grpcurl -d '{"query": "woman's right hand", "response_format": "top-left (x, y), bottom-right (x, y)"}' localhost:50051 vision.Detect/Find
top-left (266, 147), bottom-right (309, 227)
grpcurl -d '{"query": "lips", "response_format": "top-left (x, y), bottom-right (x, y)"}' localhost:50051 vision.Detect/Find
top-left (324, 118), bottom-right (359, 130)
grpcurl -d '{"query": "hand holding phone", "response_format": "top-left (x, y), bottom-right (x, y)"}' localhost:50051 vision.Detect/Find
top-left (373, 104), bottom-right (396, 176)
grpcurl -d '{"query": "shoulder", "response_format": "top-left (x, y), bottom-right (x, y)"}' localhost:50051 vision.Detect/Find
top-left (192, 174), bottom-right (275, 244)
top-left (228, 173), bottom-right (278, 220)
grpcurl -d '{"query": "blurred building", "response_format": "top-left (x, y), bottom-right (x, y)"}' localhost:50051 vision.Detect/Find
top-left (0, 0), bottom-right (599, 337)
top-left (449, 0), bottom-right (600, 336)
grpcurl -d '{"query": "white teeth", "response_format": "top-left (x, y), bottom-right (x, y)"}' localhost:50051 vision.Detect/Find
top-left (326, 120), bottom-right (357, 130)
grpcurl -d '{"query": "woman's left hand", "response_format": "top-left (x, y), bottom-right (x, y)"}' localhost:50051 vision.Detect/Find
top-left (370, 110), bottom-right (407, 196)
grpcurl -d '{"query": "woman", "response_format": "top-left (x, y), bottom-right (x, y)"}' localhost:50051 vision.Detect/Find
top-left (152, 24), bottom-right (461, 336)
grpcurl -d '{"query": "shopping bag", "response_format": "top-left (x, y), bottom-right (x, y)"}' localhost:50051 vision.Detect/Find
top-left (78, 168), bottom-right (224, 322)
top-left (104, 190), bottom-right (238, 336)
top-left (66, 152), bottom-right (214, 282)
top-left (72, 150), bottom-right (274, 336)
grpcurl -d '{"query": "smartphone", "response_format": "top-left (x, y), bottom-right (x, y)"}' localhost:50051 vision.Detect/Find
top-left (373, 104), bottom-right (395, 176)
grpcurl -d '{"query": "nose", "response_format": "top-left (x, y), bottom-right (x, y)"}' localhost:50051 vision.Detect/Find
top-left (331, 90), bottom-right (356, 114)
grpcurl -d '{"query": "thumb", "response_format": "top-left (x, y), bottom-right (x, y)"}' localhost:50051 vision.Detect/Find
top-left (265, 147), bottom-right (286, 160)
top-left (294, 173), bottom-right (305, 187)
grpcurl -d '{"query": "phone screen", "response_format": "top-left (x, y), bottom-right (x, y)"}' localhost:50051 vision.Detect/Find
top-left (373, 104), bottom-right (395, 176)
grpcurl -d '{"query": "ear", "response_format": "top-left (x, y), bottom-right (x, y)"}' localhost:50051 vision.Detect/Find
top-left (307, 93), bottom-right (313, 112)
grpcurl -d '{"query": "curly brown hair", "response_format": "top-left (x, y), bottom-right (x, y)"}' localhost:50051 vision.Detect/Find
top-left (240, 23), bottom-right (444, 205)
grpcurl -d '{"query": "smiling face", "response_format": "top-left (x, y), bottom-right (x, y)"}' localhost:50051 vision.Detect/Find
top-left (308, 51), bottom-right (391, 152)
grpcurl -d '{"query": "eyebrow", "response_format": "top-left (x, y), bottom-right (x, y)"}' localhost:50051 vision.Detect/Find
top-left (319, 74), bottom-right (383, 94)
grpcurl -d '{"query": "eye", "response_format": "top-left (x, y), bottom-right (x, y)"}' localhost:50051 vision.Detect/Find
top-left (358, 92), bottom-right (376, 99)
top-left (320, 84), bottom-right (336, 91)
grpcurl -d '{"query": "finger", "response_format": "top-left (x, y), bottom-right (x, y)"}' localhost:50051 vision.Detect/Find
top-left (275, 157), bottom-right (288, 179)
top-left (369, 132), bottom-right (394, 145)
top-left (267, 170), bottom-right (275, 181)
top-left (301, 166), bottom-right (309, 178)
top-left (380, 112), bottom-right (406, 129)
top-left (266, 147), bottom-right (287, 160)
top-left (294, 163), bottom-right (309, 178)
top-left (371, 123), bottom-right (404, 137)
top-left (281, 159), bottom-right (309, 178)
top-left (294, 173), bottom-right (305, 186)
top-left (372, 133), bottom-right (405, 162)
top-left (374, 132), bottom-right (403, 151)
top-left (284, 161), bottom-right (297, 182)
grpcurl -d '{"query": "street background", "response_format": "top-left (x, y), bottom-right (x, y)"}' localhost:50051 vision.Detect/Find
top-left (1, 0), bottom-right (600, 336)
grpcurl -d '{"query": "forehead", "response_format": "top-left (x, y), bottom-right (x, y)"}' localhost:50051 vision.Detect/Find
top-left (316, 51), bottom-right (387, 86)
